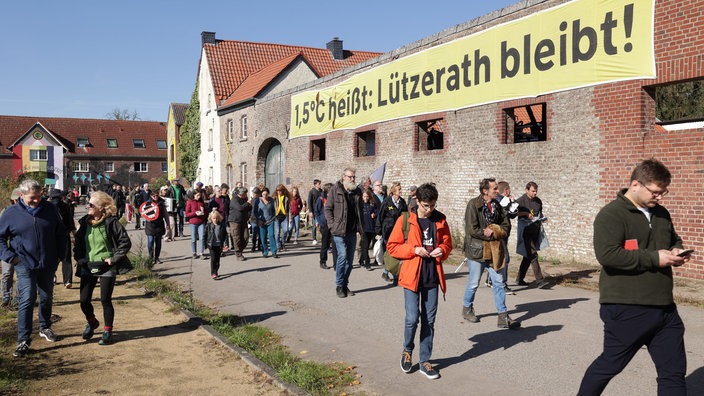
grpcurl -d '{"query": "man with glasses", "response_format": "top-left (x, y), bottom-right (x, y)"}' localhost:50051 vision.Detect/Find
top-left (515, 181), bottom-right (550, 288)
top-left (578, 158), bottom-right (690, 395)
top-left (0, 179), bottom-right (68, 357)
top-left (325, 168), bottom-right (364, 298)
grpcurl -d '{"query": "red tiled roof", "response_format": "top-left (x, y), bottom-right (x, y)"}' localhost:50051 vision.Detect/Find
top-left (204, 40), bottom-right (381, 103)
top-left (0, 115), bottom-right (166, 158)
top-left (220, 52), bottom-right (304, 108)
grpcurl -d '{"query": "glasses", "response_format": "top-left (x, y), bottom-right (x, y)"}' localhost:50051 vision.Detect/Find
top-left (87, 202), bottom-right (97, 208)
top-left (344, 174), bottom-right (356, 180)
top-left (419, 202), bottom-right (436, 211)
top-left (639, 181), bottom-right (669, 198)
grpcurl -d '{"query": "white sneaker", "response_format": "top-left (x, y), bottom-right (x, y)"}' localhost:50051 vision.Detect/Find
top-left (311, 240), bottom-right (318, 246)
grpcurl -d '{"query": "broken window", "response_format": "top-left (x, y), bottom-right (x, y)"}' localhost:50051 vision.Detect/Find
top-left (505, 103), bottom-right (547, 143)
top-left (416, 119), bottom-right (445, 151)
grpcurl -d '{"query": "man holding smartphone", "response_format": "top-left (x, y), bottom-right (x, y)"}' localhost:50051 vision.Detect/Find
top-left (578, 158), bottom-right (691, 395)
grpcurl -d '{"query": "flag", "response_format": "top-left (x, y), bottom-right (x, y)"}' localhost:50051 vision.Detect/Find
top-left (369, 162), bottom-right (386, 184)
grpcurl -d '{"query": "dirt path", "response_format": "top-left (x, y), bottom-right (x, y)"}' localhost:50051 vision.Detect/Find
top-left (23, 278), bottom-right (288, 396)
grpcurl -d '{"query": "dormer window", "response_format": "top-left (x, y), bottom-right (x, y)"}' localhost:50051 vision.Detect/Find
top-left (156, 140), bottom-right (167, 149)
top-left (106, 138), bottom-right (118, 148)
top-left (77, 137), bottom-right (90, 147)
top-left (133, 139), bottom-right (146, 148)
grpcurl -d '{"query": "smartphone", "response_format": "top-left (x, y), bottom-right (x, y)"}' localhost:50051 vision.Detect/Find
top-left (677, 249), bottom-right (694, 257)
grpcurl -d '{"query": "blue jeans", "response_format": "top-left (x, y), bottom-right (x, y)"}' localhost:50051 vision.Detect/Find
top-left (404, 286), bottom-right (438, 364)
top-left (288, 215), bottom-right (300, 240)
top-left (333, 233), bottom-right (356, 287)
top-left (177, 206), bottom-right (185, 235)
top-left (260, 221), bottom-right (277, 256)
top-left (311, 215), bottom-right (318, 241)
top-left (190, 223), bottom-right (205, 255)
top-left (15, 263), bottom-right (55, 342)
top-left (462, 259), bottom-right (507, 313)
top-left (147, 234), bottom-right (162, 261)
top-left (274, 217), bottom-right (288, 249)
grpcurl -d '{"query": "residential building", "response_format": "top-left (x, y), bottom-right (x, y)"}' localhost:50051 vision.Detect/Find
top-left (166, 103), bottom-right (188, 181)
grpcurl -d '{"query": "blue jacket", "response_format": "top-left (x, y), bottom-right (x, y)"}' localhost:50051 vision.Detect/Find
top-left (0, 199), bottom-right (68, 271)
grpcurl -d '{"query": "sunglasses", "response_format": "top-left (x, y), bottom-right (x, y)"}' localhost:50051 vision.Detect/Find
top-left (87, 202), bottom-right (97, 208)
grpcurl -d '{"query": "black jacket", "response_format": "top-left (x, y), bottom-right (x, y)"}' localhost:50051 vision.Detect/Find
top-left (204, 222), bottom-right (229, 250)
top-left (376, 196), bottom-right (408, 242)
top-left (228, 195), bottom-right (252, 223)
top-left (144, 197), bottom-right (167, 236)
top-left (74, 215), bottom-right (133, 276)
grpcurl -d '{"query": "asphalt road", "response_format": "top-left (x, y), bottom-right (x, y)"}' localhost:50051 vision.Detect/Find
top-left (128, 226), bottom-right (704, 396)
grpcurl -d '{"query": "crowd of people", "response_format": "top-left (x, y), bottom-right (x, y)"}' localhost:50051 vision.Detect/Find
top-left (0, 158), bottom-right (692, 393)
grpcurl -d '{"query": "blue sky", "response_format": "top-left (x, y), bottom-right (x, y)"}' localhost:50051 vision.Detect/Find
top-left (0, 0), bottom-right (517, 122)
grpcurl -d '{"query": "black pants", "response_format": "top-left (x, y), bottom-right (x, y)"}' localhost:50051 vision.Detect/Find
top-left (319, 222), bottom-right (337, 265)
top-left (80, 275), bottom-right (116, 327)
top-left (359, 231), bottom-right (375, 266)
top-left (517, 223), bottom-right (541, 281)
top-left (209, 245), bottom-right (222, 276)
top-left (578, 303), bottom-right (686, 395)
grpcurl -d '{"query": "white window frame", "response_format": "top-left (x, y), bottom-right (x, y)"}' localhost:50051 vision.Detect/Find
top-left (105, 162), bottom-right (115, 172)
top-left (240, 162), bottom-right (247, 187)
top-left (227, 119), bottom-right (234, 142)
top-left (106, 138), bottom-right (118, 148)
top-left (208, 129), bottom-right (213, 151)
top-left (240, 115), bottom-right (248, 140)
top-left (226, 164), bottom-right (233, 187)
top-left (161, 162), bottom-right (168, 173)
top-left (29, 149), bottom-right (48, 161)
top-left (156, 140), bottom-right (167, 150)
top-left (73, 161), bottom-right (89, 172)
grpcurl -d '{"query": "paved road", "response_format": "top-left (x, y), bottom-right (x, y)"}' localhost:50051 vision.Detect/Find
top-left (127, 226), bottom-right (704, 396)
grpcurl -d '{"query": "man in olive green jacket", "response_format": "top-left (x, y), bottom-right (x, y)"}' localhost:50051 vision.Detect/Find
top-left (578, 159), bottom-right (691, 396)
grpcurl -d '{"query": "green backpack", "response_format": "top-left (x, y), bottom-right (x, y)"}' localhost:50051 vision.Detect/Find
top-left (383, 211), bottom-right (410, 276)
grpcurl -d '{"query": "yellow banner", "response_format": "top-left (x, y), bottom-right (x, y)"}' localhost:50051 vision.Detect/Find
top-left (290, 0), bottom-right (654, 138)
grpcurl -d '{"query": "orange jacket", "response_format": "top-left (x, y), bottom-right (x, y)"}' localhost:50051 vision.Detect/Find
top-left (386, 209), bottom-right (452, 295)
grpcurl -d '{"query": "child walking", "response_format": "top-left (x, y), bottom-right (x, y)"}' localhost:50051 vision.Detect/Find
top-left (204, 210), bottom-right (228, 279)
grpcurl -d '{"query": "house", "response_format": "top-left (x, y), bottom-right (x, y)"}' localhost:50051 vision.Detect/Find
top-left (0, 115), bottom-right (167, 194)
top-left (166, 103), bottom-right (189, 182)
top-left (195, 32), bottom-right (381, 187)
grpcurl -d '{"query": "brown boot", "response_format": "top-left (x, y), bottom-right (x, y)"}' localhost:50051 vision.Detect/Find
top-left (462, 306), bottom-right (479, 323)
top-left (497, 312), bottom-right (520, 329)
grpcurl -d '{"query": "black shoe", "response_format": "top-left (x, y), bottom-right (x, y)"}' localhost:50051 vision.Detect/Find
top-left (344, 287), bottom-right (355, 296)
top-left (98, 331), bottom-right (112, 345)
top-left (13, 341), bottom-right (30, 358)
top-left (400, 351), bottom-right (412, 373)
top-left (336, 286), bottom-right (346, 298)
top-left (82, 320), bottom-right (100, 340)
top-left (382, 272), bottom-right (393, 283)
top-left (39, 328), bottom-right (57, 342)
top-left (516, 279), bottom-right (529, 286)
top-left (320, 262), bottom-right (328, 270)
top-left (274, 254), bottom-right (280, 259)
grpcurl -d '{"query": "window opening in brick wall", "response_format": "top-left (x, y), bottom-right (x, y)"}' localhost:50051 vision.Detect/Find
top-left (356, 130), bottom-right (376, 157)
top-left (73, 161), bottom-right (89, 172)
top-left (105, 162), bottom-right (114, 172)
top-left (310, 138), bottom-right (326, 161)
top-left (416, 119), bottom-right (445, 151)
top-left (169, 144), bottom-right (175, 163)
top-left (161, 162), bottom-right (167, 173)
top-left (133, 139), bottom-right (145, 148)
top-left (504, 103), bottom-right (547, 143)
top-left (106, 138), bottom-right (118, 148)
top-left (655, 79), bottom-right (704, 124)
top-left (133, 162), bottom-right (148, 172)
top-left (240, 162), bottom-right (247, 187)
top-left (227, 119), bottom-right (234, 142)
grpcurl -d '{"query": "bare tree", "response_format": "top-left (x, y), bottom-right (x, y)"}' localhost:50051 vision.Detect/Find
top-left (106, 108), bottom-right (141, 120)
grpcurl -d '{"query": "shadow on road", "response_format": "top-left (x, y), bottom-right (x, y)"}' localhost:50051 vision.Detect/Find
top-left (513, 297), bottom-right (590, 322)
top-left (686, 365), bottom-right (704, 394)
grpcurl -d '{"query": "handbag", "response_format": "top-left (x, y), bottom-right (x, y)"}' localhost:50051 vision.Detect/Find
top-left (382, 212), bottom-right (410, 276)
top-left (373, 239), bottom-right (384, 264)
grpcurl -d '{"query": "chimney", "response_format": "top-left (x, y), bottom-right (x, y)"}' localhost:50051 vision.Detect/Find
top-left (201, 31), bottom-right (216, 46)
top-left (326, 37), bottom-right (344, 60)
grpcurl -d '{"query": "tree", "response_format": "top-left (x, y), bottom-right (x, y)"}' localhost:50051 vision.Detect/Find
top-left (656, 80), bottom-right (704, 122)
top-left (106, 108), bottom-right (141, 120)
top-left (178, 84), bottom-right (201, 183)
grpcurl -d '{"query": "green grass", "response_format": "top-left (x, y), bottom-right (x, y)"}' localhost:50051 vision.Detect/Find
top-left (0, 307), bottom-right (27, 394)
top-left (131, 266), bottom-right (359, 395)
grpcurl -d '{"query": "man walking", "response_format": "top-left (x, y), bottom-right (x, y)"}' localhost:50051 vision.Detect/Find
top-left (170, 178), bottom-right (187, 237)
top-left (0, 179), bottom-right (68, 357)
top-left (578, 159), bottom-right (689, 395)
top-left (515, 181), bottom-right (549, 288)
top-left (307, 179), bottom-right (322, 245)
top-left (325, 168), bottom-right (363, 298)
top-left (228, 187), bottom-right (252, 261)
top-left (461, 178), bottom-right (519, 329)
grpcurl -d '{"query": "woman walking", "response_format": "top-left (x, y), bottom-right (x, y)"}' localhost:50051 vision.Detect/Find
top-left (75, 191), bottom-right (132, 345)
top-left (287, 186), bottom-right (304, 244)
top-left (185, 191), bottom-right (207, 259)
top-left (254, 187), bottom-right (278, 258)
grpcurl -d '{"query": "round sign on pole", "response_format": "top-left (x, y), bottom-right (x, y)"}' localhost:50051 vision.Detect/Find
top-left (140, 201), bottom-right (160, 221)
